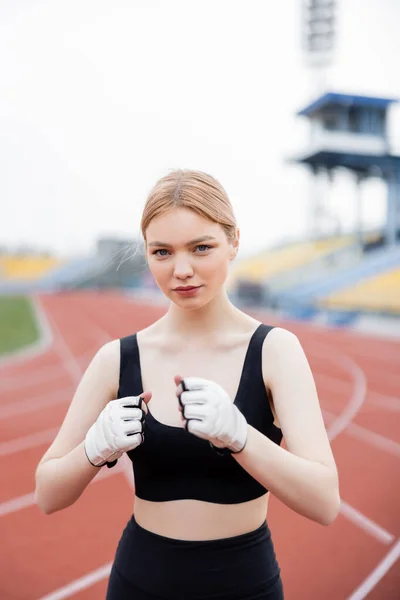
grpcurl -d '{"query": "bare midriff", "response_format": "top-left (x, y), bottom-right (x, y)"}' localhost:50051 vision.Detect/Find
top-left (133, 494), bottom-right (269, 540)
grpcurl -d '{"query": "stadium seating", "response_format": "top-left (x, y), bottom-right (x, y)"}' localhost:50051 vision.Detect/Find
top-left (228, 236), bottom-right (353, 287)
top-left (0, 256), bottom-right (62, 280)
top-left (321, 266), bottom-right (400, 314)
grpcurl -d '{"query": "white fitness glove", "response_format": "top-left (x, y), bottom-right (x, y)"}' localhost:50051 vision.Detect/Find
top-left (84, 396), bottom-right (146, 467)
top-left (176, 377), bottom-right (248, 454)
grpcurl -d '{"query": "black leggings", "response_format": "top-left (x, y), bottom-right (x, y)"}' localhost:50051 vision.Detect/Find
top-left (106, 515), bottom-right (284, 600)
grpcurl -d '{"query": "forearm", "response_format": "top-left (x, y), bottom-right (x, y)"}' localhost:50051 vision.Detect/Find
top-left (35, 441), bottom-right (99, 514)
top-left (234, 425), bottom-right (340, 525)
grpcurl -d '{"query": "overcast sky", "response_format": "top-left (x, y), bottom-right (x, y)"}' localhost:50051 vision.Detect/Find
top-left (1, 0), bottom-right (400, 258)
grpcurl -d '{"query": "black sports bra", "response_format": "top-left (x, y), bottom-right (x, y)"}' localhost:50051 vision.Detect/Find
top-left (117, 323), bottom-right (283, 504)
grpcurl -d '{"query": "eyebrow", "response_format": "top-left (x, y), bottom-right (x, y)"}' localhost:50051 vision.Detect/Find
top-left (147, 236), bottom-right (217, 248)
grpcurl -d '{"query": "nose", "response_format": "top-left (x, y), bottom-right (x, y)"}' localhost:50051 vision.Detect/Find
top-left (173, 254), bottom-right (194, 280)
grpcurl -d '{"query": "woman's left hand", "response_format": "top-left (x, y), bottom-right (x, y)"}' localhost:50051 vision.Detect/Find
top-left (174, 375), bottom-right (248, 453)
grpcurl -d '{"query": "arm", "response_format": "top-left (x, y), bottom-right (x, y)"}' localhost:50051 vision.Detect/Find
top-left (233, 327), bottom-right (340, 526)
top-left (35, 340), bottom-right (120, 514)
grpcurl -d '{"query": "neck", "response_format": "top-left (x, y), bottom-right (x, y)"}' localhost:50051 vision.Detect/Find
top-left (163, 288), bottom-right (240, 338)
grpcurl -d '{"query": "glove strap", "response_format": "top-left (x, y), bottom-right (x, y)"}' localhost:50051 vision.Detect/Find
top-left (209, 442), bottom-right (232, 457)
top-left (209, 438), bottom-right (247, 456)
top-left (84, 445), bottom-right (118, 469)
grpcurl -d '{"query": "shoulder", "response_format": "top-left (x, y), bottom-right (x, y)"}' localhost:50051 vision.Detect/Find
top-left (94, 338), bottom-right (120, 363)
top-left (261, 327), bottom-right (306, 384)
top-left (263, 326), bottom-right (300, 351)
top-left (86, 339), bottom-right (121, 392)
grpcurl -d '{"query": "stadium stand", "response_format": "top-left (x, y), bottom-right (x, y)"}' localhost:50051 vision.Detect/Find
top-left (274, 242), bottom-right (400, 310)
top-left (321, 266), bottom-right (400, 314)
top-left (228, 235), bottom-right (353, 287)
top-left (0, 256), bottom-right (62, 280)
top-left (0, 238), bottom-right (148, 294)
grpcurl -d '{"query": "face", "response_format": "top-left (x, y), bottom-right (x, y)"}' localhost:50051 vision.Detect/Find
top-left (145, 207), bottom-right (239, 308)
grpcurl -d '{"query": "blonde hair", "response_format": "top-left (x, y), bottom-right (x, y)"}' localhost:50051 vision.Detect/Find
top-left (141, 170), bottom-right (237, 242)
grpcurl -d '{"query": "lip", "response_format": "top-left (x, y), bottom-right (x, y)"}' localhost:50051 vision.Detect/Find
top-left (173, 285), bottom-right (202, 297)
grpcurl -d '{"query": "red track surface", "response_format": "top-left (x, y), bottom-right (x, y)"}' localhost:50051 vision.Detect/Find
top-left (0, 291), bottom-right (399, 599)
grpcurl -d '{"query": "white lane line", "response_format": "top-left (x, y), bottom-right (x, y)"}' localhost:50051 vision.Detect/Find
top-left (1, 305), bottom-right (109, 391)
top-left (0, 428), bottom-right (59, 456)
top-left (46, 314), bottom-right (84, 385)
top-left (347, 539), bottom-right (400, 600)
top-left (0, 296), bottom-right (53, 368)
top-left (304, 344), bottom-right (368, 443)
top-left (251, 312), bottom-right (400, 597)
top-left (0, 349), bottom-right (94, 392)
top-left (76, 316), bottom-right (112, 347)
top-left (27, 308), bottom-right (393, 600)
top-left (365, 392), bottom-right (400, 412)
top-left (0, 492), bottom-right (36, 517)
top-left (37, 563), bottom-right (112, 600)
top-left (323, 410), bottom-right (400, 458)
top-left (0, 463), bottom-right (124, 517)
top-left (1, 307), bottom-right (116, 600)
top-left (340, 501), bottom-right (395, 546)
top-left (0, 313), bottom-right (108, 393)
top-left (0, 388), bottom-right (72, 420)
top-left (346, 423), bottom-right (400, 457)
top-left (317, 374), bottom-right (400, 412)
top-left (289, 331), bottom-right (399, 599)
top-left (3, 369), bottom-right (395, 426)
top-left (314, 349), bottom-right (398, 546)
top-left (4, 402), bottom-right (398, 464)
top-left (122, 432), bottom-right (400, 560)
top-left (341, 340), bottom-right (400, 364)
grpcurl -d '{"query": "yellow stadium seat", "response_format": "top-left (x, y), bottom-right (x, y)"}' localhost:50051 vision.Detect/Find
top-left (321, 267), bottom-right (400, 313)
top-left (227, 236), bottom-right (353, 288)
top-left (0, 256), bottom-right (62, 280)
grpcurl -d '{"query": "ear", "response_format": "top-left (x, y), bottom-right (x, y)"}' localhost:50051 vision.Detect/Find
top-left (143, 241), bottom-right (150, 265)
top-left (230, 228), bottom-right (240, 261)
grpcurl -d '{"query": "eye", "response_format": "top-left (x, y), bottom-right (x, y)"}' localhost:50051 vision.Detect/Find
top-left (151, 245), bottom-right (212, 257)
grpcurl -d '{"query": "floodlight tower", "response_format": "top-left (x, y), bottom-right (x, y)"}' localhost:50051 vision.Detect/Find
top-left (300, 0), bottom-right (340, 238)
top-left (297, 1), bottom-right (400, 248)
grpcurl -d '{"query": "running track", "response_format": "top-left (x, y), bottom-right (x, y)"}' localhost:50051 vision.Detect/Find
top-left (0, 291), bottom-right (399, 599)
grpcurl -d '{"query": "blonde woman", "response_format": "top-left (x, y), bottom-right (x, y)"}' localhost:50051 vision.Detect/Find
top-left (35, 170), bottom-right (340, 599)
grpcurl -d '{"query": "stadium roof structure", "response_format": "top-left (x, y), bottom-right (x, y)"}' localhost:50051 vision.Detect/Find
top-left (297, 93), bottom-right (398, 117)
top-left (294, 150), bottom-right (400, 175)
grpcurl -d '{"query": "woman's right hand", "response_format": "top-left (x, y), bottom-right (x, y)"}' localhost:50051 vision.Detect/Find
top-left (84, 392), bottom-right (152, 467)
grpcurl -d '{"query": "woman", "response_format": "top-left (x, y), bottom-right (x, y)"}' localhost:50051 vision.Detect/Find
top-left (35, 170), bottom-right (340, 599)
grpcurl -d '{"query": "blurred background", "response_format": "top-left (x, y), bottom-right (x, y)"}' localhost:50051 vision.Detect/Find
top-left (1, 0), bottom-right (400, 329)
top-left (0, 1), bottom-right (399, 599)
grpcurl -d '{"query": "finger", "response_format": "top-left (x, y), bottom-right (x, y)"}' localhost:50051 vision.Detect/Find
top-left (119, 432), bottom-right (143, 450)
top-left (183, 403), bottom-right (208, 420)
top-left (179, 390), bottom-right (207, 406)
top-left (120, 393), bottom-right (152, 407)
top-left (186, 418), bottom-right (210, 439)
top-left (176, 378), bottom-right (188, 408)
top-left (175, 378), bottom-right (186, 399)
top-left (123, 420), bottom-right (143, 436)
top-left (180, 377), bottom-right (210, 392)
top-left (174, 375), bottom-right (183, 387)
top-left (118, 408), bottom-right (143, 421)
top-left (140, 391), bottom-right (152, 404)
top-left (118, 396), bottom-right (144, 409)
